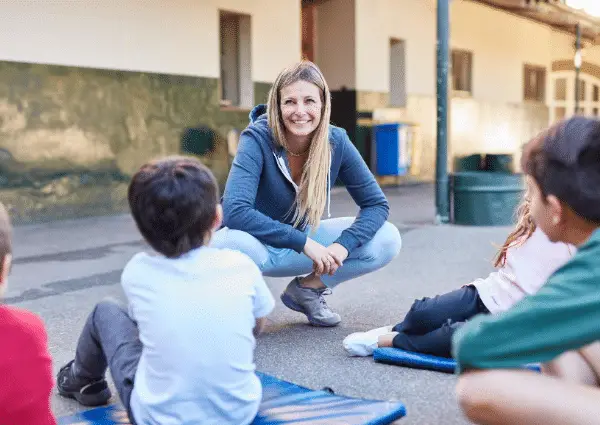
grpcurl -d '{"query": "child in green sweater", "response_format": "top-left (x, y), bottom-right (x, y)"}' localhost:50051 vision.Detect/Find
top-left (452, 116), bottom-right (600, 425)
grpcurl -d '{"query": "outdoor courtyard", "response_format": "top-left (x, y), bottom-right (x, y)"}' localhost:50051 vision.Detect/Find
top-left (8, 183), bottom-right (514, 425)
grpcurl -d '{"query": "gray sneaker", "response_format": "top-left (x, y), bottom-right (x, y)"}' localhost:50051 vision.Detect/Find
top-left (280, 277), bottom-right (341, 327)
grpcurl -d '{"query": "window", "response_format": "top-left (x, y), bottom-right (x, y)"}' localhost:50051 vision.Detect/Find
top-left (451, 49), bottom-right (472, 94)
top-left (550, 74), bottom-right (600, 124)
top-left (220, 11), bottom-right (252, 108)
top-left (390, 38), bottom-right (406, 107)
top-left (524, 65), bottom-right (546, 102)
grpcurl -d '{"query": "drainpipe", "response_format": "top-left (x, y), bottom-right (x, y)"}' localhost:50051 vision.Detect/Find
top-left (575, 23), bottom-right (582, 114)
top-left (435, 0), bottom-right (450, 224)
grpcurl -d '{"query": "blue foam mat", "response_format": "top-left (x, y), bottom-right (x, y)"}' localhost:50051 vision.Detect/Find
top-left (373, 347), bottom-right (540, 373)
top-left (58, 371), bottom-right (406, 425)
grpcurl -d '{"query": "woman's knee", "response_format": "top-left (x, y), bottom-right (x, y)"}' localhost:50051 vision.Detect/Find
top-left (369, 221), bottom-right (402, 264)
top-left (210, 228), bottom-right (269, 268)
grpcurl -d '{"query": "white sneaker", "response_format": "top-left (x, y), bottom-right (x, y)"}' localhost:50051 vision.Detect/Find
top-left (343, 326), bottom-right (394, 357)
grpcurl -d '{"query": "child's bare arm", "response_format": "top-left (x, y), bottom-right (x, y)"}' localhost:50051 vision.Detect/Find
top-left (253, 317), bottom-right (267, 336)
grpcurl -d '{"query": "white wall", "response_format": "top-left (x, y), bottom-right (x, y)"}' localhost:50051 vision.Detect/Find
top-left (0, 0), bottom-right (299, 82)
top-left (451, 0), bottom-right (569, 104)
top-left (355, 0), bottom-right (436, 96)
top-left (315, 0), bottom-right (356, 90)
top-left (354, 0), bottom-right (581, 104)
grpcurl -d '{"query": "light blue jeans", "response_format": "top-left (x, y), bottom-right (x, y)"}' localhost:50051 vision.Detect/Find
top-left (211, 217), bottom-right (402, 288)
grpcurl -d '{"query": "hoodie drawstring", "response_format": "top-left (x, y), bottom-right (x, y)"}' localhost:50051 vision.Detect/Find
top-left (274, 150), bottom-right (332, 220)
top-left (327, 159), bottom-right (331, 219)
top-left (327, 157), bottom-right (332, 218)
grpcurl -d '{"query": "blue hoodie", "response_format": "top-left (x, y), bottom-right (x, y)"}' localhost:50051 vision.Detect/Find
top-left (221, 104), bottom-right (389, 254)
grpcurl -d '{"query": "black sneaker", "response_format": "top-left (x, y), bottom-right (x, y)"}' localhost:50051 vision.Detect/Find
top-left (57, 360), bottom-right (112, 406)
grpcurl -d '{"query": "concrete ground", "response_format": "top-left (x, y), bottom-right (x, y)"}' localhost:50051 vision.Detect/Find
top-left (8, 183), bottom-right (512, 424)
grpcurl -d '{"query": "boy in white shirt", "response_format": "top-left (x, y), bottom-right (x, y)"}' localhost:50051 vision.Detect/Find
top-left (57, 156), bottom-right (275, 425)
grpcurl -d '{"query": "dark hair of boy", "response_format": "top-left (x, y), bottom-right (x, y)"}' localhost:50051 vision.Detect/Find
top-left (0, 202), bottom-right (12, 275)
top-left (522, 116), bottom-right (600, 224)
top-left (127, 156), bottom-right (220, 258)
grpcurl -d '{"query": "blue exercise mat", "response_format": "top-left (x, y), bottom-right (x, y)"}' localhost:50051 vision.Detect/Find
top-left (58, 371), bottom-right (407, 425)
top-left (373, 347), bottom-right (541, 374)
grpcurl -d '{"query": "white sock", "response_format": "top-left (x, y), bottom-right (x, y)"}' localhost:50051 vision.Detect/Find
top-left (343, 326), bottom-right (394, 357)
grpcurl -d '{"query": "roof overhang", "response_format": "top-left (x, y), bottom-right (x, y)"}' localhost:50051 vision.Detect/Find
top-left (471, 0), bottom-right (600, 45)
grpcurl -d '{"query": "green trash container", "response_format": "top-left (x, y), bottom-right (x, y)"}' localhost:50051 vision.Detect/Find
top-left (454, 154), bottom-right (483, 172)
top-left (451, 172), bottom-right (525, 226)
top-left (485, 154), bottom-right (514, 173)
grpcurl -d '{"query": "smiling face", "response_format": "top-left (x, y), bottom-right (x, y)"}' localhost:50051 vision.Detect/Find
top-left (279, 80), bottom-right (323, 141)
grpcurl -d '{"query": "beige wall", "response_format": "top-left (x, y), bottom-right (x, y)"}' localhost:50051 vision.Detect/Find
top-left (315, 0), bottom-right (356, 90)
top-left (452, 1), bottom-right (557, 103)
top-left (354, 0), bottom-right (582, 104)
top-left (355, 0), bottom-right (436, 95)
top-left (580, 45), bottom-right (600, 65)
top-left (450, 99), bottom-right (549, 159)
top-left (376, 95), bottom-right (548, 180)
top-left (0, 0), bottom-right (299, 82)
top-left (353, 0), bottom-right (569, 180)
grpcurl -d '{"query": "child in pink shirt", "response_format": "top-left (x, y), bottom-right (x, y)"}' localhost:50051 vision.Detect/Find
top-left (343, 188), bottom-right (574, 358)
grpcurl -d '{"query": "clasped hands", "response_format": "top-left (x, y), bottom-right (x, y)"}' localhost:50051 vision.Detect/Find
top-left (303, 239), bottom-right (348, 276)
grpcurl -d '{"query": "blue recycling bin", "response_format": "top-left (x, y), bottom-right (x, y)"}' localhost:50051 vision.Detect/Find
top-left (374, 123), bottom-right (409, 176)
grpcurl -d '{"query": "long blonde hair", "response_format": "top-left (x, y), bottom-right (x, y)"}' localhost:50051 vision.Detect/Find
top-left (267, 61), bottom-right (332, 229)
top-left (0, 202), bottom-right (11, 298)
top-left (493, 181), bottom-right (537, 267)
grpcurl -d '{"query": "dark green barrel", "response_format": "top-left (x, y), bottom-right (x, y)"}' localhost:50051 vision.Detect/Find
top-left (454, 154), bottom-right (483, 172)
top-left (451, 172), bottom-right (525, 226)
top-left (485, 154), bottom-right (514, 173)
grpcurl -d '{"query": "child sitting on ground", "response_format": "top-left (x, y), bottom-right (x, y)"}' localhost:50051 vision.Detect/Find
top-left (452, 116), bottom-right (600, 425)
top-left (343, 185), bottom-right (574, 358)
top-left (57, 156), bottom-right (275, 425)
top-left (0, 202), bottom-right (56, 424)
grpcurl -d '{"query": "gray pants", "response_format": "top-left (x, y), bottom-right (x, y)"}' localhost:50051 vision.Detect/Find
top-left (73, 300), bottom-right (141, 424)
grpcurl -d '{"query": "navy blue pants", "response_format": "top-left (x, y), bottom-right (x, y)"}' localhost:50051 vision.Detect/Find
top-left (391, 285), bottom-right (489, 358)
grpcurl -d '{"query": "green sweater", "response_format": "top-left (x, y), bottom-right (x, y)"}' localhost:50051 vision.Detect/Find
top-left (453, 228), bottom-right (600, 373)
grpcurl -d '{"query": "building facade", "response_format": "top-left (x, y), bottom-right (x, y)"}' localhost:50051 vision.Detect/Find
top-left (0, 0), bottom-right (598, 223)
top-left (303, 0), bottom-right (600, 180)
top-left (0, 0), bottom-right (300, 223)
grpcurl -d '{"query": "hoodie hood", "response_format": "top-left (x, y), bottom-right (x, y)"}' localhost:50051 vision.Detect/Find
top-left (247, 104), bottom-right (278, 152)
top-left (249, 104), bottom-right (268, 124)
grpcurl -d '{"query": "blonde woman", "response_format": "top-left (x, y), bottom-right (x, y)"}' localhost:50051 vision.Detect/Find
top-left (212, 61), bottom-right (401, 327)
